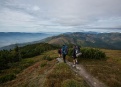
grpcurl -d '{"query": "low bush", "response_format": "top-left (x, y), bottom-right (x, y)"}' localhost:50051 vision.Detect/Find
top-left (80, 48), bottom-right (106, 59)
top-left (0, 74), bottom-right (16, 83)
top-left (0, 43), bottom-right (58, 70)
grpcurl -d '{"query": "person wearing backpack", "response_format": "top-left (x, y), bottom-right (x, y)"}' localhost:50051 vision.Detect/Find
top-left (72, 45), bottom-right (77, 67)
top-left (62, 45), bottom-right (68, 63)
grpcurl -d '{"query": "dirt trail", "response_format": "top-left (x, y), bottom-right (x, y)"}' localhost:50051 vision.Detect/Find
top-left (57, 58), bottom-right (107, 87)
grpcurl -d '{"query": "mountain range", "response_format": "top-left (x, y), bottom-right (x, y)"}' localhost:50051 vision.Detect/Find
top-left (0, 32), bottom-right (121, 50)
top-left (43, 32), bottom-right (121, 50)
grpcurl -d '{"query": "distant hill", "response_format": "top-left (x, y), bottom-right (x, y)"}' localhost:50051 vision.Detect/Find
top-left (43, 32), bottom-right (121, 50)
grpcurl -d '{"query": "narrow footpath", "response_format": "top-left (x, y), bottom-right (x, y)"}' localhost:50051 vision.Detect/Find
top-left (57, 58), bottom-right (107, 87)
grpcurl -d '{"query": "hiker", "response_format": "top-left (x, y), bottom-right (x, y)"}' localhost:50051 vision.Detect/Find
top-left (72, 45), bottom-right (77, 66)
top-left (62, 45), bottom-right (68, 63)
top-left (58, 48), bottom-right (62, 57)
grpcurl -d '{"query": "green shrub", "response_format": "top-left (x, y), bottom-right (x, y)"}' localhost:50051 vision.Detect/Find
top-left (40, 62), bottom-right (47, 67)
top-left (61, 79), bottom-right (82, 87)
top-left (0, 74), bottom-right (16, 83)
top-left (80, 48), bottom-right (106, 59)
top-left (0, 43), bottom-right (58, 70)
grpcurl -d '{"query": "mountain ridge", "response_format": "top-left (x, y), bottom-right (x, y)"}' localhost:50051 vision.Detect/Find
top-left (0, 32), bottom-right (121, 50)
top-left (43, 32), bottom-right (121, 50)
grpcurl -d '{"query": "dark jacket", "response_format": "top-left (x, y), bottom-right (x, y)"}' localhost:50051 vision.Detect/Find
top-left (72, 48), bottom-right (76, 58)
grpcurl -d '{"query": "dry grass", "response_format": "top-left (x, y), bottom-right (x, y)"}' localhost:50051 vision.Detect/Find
top-left (101, 49), bottom-right (121, 63)
top-left (78, 49), bottom-right (121, 87)
top-left (44, 63), bottom-right (88, 87)
top-left (42, 50), bottom-right (58, 58)
top-left (48, 37), bottom-right (70, 45)
top-left (61, 79), bottom-right (84, 87)
top-left (0, 50), bottom-right (58, 87)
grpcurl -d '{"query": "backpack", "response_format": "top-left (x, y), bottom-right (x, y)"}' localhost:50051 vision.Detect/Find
top-left (76, 46), bottom-right (82, 57)
top-left (62, 45), bottom-right (68, 55)
top-left (76, 46), bottom-right (80, 54)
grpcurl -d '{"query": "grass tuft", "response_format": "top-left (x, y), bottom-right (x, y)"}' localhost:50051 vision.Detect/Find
top-left (42, 55), bottom-right (53, 61)
top-left (40, 61), bottom-right (47, 67)
top-left (61, 79), bottom-right (82, 87)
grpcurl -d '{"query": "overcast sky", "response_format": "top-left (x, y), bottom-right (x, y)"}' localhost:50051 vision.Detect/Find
top-left (0, 0), bottom-right (121, 32)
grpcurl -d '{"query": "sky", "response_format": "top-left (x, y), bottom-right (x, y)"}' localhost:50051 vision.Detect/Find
top-left (0, 0), bottom-right (121, 33)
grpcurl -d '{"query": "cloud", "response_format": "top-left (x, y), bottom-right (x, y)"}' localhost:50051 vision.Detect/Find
top-left (0, 0), bottom-right (121, 32)
top-left (32, 6), bottom-right (40, 11)
top-left (0, 8), bottom-right (35, 26)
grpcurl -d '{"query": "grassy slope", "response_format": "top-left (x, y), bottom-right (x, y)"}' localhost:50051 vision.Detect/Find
top-left (0, 50), bottom-right (57, 87)
top-left (78, 49), bottom-right (121, 87)
top-left (1, 48), bottom-right (121, 87)
top-left (0, 50), bottom-right (88, 87)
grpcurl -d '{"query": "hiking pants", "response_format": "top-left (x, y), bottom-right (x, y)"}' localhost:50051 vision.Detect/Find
top-left (62, 54), bottom-right (66, 63)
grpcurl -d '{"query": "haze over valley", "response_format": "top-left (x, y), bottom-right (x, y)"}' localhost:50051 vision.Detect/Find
top-left (0, 32), bottom-right (59, 48)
